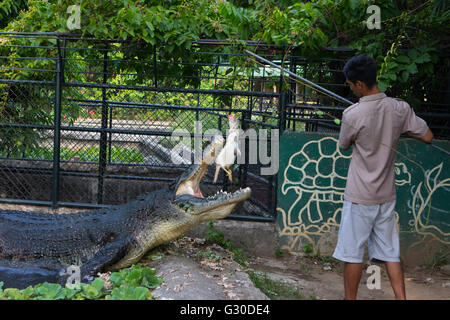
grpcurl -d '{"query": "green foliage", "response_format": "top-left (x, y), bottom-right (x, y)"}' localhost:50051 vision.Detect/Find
top-left (274, 247), bottom-right (283, 258)
top-left (205, 221), bottom-right (231, 247)
top-left (248, 271), bottom-right (303, 300)
top-left (0, 0), bottom-right (448, 150)
top-left (196, 249), bottom-right (223, 262)
top-left (1, 0), bottom-right (443, 61)
top-left (80, 278), bottom-right (106, 299)
top-left (424, 248), bottom-right (449, 269)
top-left (303, 243), bottom-right (313, 255)
top-left (0, 0), bottom-right (28, 29)
top-left (0, 144), bottom-right (146, 163)
top-left (109, 264), bottom-right (163, 290)
top-left (1, 0), bottom-right (446, 80)
top-left (205, 221), bottom-right (249, 267)
top-left (106, 285), bottom-right (150, 300)
top-left (0, 264), bottom-right (163, 300)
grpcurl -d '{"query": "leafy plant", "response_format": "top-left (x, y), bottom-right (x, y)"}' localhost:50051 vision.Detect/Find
top-left (109, 264), bottom-right (163, 290)
top-left (248, 271), bottom-right (303, 300)
top-left (303, 243), bottom-right (313, 255)
top-left (378, 43), bottom-right (437, 92)
top-left (80, 278), bottom-right (105, 300)
top-left (0, 146), bottom-right (147, 164)
top-left (196, 249), bottom-right (223, 262)
top-left (205, 221), bottom-right (232, 248)
top-left (33, 282), bottom-right (66, 300)
top-left (274, 247), bottom-right (284, 258)
top-left (106, 285), bottom-right (150, 300)
top-left (205, 221), bottom-right (249, 267)
top-left (0, 264), bottom-right (163, 300)
top-left (0, 0), bottom-right (28, 29)
top-left (424, 248), bottom-right (449, 270)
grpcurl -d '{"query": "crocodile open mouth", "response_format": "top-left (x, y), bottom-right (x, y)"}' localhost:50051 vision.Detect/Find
top-left (174, 136), bottom-right (251, 214)
top-left (174, 158), bottom-right (251, 207)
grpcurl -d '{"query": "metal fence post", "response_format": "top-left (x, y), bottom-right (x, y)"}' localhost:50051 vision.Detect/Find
top-left (279, 92), bottom-right (286, 133)
top-left (153, 45), bottom-right (158, 87)
top-left (271, 92), bottom-right (287, 217)
top-left (97, 48), bottom-right (109, 204)
top-left (51, 38), bottom-right (64, 208)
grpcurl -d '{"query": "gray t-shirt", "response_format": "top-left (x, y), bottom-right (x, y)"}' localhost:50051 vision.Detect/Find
top-left (339, 92), bottom-right (429, 205)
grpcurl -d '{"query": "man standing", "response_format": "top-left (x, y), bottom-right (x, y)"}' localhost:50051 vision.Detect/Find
top-left (332, 54), bottom-right (434, 300)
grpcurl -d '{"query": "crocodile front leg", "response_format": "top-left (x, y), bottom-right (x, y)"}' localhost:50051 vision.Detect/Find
top-left (78, 235), bottom-right (130, 283)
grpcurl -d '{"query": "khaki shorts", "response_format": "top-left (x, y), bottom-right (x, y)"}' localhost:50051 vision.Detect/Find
top-left (332, 200), bottom-right (400, 263)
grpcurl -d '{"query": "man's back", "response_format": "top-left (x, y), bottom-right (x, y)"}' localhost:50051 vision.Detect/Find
top-left (333, 53), bottom-right (432, 300)
top-left (339, 93), bottom-right (428, 205)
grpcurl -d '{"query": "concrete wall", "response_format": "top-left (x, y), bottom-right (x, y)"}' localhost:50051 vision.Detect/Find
top-left (0, 160), bottom-right (182, 204)
top-left (276, 132), bottom-right (450, 265)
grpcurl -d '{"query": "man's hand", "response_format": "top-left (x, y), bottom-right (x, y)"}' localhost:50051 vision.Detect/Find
top-left (418, 129), bottom-right (434, 144)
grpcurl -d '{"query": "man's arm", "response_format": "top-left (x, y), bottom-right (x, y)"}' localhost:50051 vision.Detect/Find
top-left (402, 103), bottom-right (431, 144)
top-left (338, 113), bottom-right (357, 151)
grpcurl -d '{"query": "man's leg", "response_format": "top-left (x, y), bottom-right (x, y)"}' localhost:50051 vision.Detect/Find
top-left (344, 262), bottom-right (363, 300)
top-left (385, 261), bottom-right (406, 300)
top-left (333, 201), bottom-right (374, 300)
top-left (368, 201), bottom-right (405, 300)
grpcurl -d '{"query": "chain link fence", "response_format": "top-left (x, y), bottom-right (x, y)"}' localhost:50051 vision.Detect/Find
top-left (1, 33), bottom-right (448, 220)
top-left (0, 34), bottom-right (283, 220)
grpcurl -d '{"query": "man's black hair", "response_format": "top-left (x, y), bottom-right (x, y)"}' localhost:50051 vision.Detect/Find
top-left (343, 54), bottom-right (377, 89)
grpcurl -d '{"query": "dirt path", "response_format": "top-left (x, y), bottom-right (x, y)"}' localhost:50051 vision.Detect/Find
top-left (139, 236), bottom-right (449, 300)
top-left (247, 254), bottom-right (450, 300)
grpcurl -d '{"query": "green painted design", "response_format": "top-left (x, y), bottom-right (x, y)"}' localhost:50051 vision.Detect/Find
top-left (277, 132), bottom-right (449, 259)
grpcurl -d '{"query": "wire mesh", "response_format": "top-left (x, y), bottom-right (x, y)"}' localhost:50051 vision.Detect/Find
top-left (0, 33), bottom-right (448, 220)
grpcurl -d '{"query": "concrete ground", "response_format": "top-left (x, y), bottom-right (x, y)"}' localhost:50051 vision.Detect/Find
top-left (135, 220), bottom-right (450, 300)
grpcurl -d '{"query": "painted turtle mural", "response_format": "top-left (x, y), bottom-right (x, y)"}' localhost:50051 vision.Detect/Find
top-left (277, 132), bottom-right (449, 260)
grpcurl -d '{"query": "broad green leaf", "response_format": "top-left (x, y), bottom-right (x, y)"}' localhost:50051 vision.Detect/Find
top-left (415, 53), bottom-right (431, 64)
top-left (406, 63), bottom-right (418, 74)
top-left (378, 80), bottom-right (389, 92)
top-left (395, 55), bottom-right (410, 64)
top-left (407, 49), bottom-right (418, 60)
top-left (401, 71), bottom-right (409, 82)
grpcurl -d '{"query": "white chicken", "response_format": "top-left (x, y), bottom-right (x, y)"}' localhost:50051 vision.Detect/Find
top-left (213, 114), bottom-right (241, 183)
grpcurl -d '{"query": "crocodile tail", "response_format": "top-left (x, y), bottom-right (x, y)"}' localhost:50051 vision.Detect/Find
top-left (213, 165), bottom-right (220, 183)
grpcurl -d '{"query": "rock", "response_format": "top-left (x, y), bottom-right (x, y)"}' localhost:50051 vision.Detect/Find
top-left (145, 238), bottom-right (268, 300)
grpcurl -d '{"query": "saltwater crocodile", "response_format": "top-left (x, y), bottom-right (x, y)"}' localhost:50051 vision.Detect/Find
top-left (0, 137), bottom-right (251, 289)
